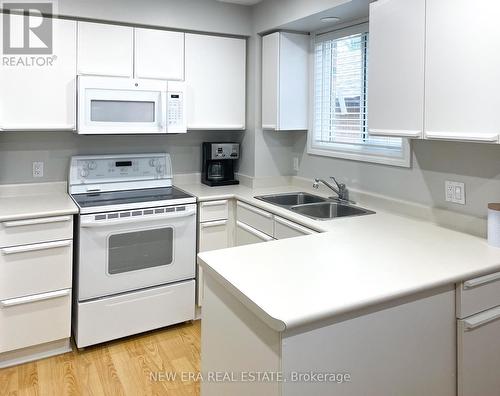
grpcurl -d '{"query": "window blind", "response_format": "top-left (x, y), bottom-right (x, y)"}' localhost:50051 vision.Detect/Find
top-left (313, 32), bottom-right (402, 151)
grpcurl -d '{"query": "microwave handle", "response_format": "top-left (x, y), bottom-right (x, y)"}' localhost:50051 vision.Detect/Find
top-left (80, 208), bottom-right (196, 228)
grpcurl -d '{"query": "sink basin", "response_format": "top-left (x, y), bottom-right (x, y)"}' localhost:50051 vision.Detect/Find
top-left (290, 202), bottom-right (375, 220)
top-left (255, 192), bottom-right (328, 207)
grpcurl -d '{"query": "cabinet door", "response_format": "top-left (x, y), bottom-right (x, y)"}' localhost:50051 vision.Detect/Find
top-left (458, 306), bottom-right (500, 396)
top-left (77, 22), bottom-right (133, 77)
top-left (0, 18), bottom-right (77, 130)
top-left (198, 220), bottom-right (230, 306)
top-left (367, 0), bottom-right (425, 139)
top-left (185, 34), bottom-right (246, 130)
top-left (135, 29), bottom-right (184, 80)
top-left (274, 217), bottom-right (315, 239)
top-left (425, 0), bottom-right (500, 143)
top-left (262, 32), bottom-right (280, 130)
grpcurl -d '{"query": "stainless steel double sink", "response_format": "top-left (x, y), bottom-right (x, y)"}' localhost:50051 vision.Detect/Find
top-left (254, 192), bottom-right (375, 221)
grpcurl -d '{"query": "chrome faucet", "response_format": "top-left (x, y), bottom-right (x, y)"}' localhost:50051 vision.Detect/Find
top-left (313, 177), bottom-right (352, 203)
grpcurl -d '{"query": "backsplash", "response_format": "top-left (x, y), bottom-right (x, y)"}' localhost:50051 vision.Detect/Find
top-left (0, 131), bottom-right (243, 184)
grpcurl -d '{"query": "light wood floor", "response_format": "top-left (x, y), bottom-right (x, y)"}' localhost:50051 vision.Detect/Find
top-left (0, 320), bottom-right (201, 396)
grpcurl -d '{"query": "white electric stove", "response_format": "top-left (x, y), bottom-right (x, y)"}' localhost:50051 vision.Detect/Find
top-left (69, 153), bottom-right (197, 348)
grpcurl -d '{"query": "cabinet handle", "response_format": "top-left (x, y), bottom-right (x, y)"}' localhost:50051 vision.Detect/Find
top-left (275, 216), bottom-right (315, 235)
top-left (201, 200), bottom-right (228, 208)
top-left (463, 272), bottom-right (500, 289)
top-left (424, 131), bottom-right (499, 142)
top-left (463, 305), bottom-right (500, 330)
top-left (2, 216), bottom-right (72, 228)
top-left (237, 201), bottom-right (273, 219)
top-left (0, 289), bottom-right (70, 308)
top-left (237, 221), bottom-right (274, 242)
top-left (200, 220), bottom-right (228, 228)
top-left (368, 128), bottom-right (422, 138)
top-left (1, 240), bottom-right (71, 255)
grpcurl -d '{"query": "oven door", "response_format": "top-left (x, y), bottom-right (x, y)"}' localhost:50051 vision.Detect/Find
top-left (77, 76), bottom-right (167, 134)
top-left (77, 204), bottom-right (196, 301)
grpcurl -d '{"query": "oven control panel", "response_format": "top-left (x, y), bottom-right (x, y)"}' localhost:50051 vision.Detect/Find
top-left (69, 153), bottom-right (173, 193)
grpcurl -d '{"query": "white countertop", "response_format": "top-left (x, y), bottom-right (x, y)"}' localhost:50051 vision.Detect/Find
top-left (0, 182), bottom-right (78, 222)
top-left (181, 181), bottom-right (500, 332)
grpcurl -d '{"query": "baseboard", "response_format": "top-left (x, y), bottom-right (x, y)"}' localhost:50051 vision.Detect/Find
top-left (0, 338), bottom-right (72, 369)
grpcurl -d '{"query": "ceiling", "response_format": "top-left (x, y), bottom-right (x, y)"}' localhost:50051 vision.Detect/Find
top-left (216, 0), bottom-right (264, 5)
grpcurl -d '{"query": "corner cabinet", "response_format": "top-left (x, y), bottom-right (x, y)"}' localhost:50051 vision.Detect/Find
top-left (368, 0), bottom-right (500, 144)
top-left (0, 18), bottom-right (77, 131)
top-left (262, 32), bottom-right (309, 131)
top-left (185, 34), bottom-right (246, 130)
top-left (367, 0), bottom-right (425, 139)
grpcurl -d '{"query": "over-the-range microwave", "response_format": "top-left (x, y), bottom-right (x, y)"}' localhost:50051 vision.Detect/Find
top-left (77, 76), bottom-right (186, 134)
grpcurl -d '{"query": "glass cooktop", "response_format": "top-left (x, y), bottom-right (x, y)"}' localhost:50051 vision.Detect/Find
top-left (72, 187), bottom-right (194, 209)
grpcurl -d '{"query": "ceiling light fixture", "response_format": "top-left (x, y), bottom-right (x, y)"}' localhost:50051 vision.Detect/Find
top-left (320, 16), bottom-right (341, 23)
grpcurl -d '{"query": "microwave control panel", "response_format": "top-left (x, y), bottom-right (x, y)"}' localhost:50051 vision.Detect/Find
top-left (167, 81), bottom-right (186, 134)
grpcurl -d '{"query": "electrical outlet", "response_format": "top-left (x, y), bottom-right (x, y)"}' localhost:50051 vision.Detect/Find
top-left (293, 157), bottom-right (300, 172)
top-left (445, 180), bottom-right (465, 205)
top-left (33, 161), bottom-right (44, 178)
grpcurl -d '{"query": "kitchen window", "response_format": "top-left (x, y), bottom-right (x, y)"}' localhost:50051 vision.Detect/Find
top-left (309, 24), bottom-right (411, 167)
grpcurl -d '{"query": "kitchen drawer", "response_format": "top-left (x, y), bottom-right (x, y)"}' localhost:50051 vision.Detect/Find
top-left (0, 289), bottom-right (71, 353)
top-left (274, 216), bottom-right (316, 240)
top-left (0, 216), bottom-right (73, 248)
top-left (75, 280), bottom-right (195, 348)
top-left (0, 240), bottom-right (72, 300)
top-left (199, 200), bottom-right (229, 223)
top-left (456, 271), bottom-right (500, 318)
top-left (236, 221), bottom-right (274, 246)
top-left (236, 201), bottom-right (274, 237)
top-left (458, 305), bottom-right (500, 396)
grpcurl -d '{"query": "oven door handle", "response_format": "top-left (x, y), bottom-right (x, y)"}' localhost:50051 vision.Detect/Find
top-left (80, 208), bottom-right (196, 228)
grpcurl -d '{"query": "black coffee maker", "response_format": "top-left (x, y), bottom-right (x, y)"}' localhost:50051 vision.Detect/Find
top-left (202, 142), bottom-right (240, 187)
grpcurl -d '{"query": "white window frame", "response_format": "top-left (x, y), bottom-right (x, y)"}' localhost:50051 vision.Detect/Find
top-left (307, 23), bottom-right (412, 168)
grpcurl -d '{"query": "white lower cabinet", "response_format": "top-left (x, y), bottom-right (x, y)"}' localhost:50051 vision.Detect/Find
top-left (274, 216), bottom-right (315, 239)
top-left (0, 289), bottom-right (71, 354)
top-left (457, 272), bottom-right (500, 395)
top-left (198, 219), bottom-right (230, 306)
top-left (458, 306), bottom-right (500, 396)
top-left (0, 215), bottom-right (73, 367)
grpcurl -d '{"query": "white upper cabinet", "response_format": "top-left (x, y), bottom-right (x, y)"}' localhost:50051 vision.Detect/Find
top-left (0, 18), bottom-right (77, 131)
top-left (134, 29), bottom-right (184, 80)
top-left (262, 32), bottom-right (309, 131)
top-left (367, 0), bottom-right (425, 139)
top-left (185, 34), bottom-right (246, 130)
top-left (77, 22), bottom-right (134, 77)
top-left (424, 0), bottom-right (500, 143)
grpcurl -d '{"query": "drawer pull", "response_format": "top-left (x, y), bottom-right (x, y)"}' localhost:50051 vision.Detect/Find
top-left (0, 289), bottom-right (70, 308)
top-left (463, 272), bottom-right (500, 289)
top-left (463, 306), bottom-right (500, 330)
top-left (3, 216), bottom-right (72, 228)
top-left (275, 217), bottom-right (315, 235)
top-left (237, 202), bottom-right (273, 219)
top-left (237, 221), bottom-right (274, 242)
top-left (200, 200), bottom-right (227, 208)
top-left (1, 240), bottom-right (71, 255)
top-left (200, 220), bottom-right (228, 228)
